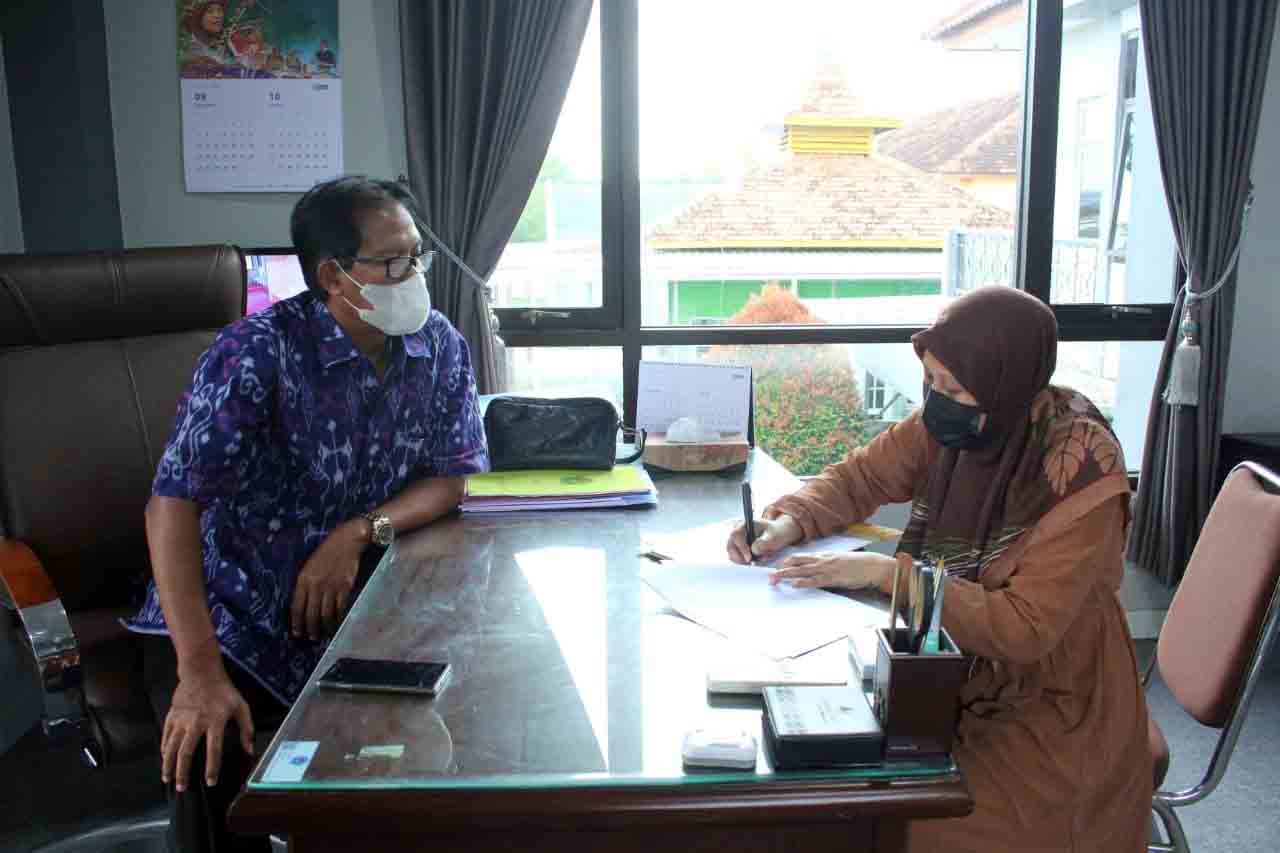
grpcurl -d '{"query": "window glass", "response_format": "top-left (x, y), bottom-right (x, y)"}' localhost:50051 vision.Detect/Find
top-left (489, 5), bottom-right (602, 310)
top-left (503, 347), bottom-right (623, 411)
top-left (639, 337), bottom-right (1156, 477)
top-left (638, 0), bottom-right (1027, 328)
top-left (644, 342), bottom-right (923, 476)
top-left (1055, 12), bottom-right (1172, 305)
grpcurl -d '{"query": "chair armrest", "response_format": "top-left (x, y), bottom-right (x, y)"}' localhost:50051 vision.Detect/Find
top-left (0, 539), bottom-right (89, 744)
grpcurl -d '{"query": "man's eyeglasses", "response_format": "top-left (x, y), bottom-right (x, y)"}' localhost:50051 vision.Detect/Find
top-left (347, 250), bottom-right (435, 280)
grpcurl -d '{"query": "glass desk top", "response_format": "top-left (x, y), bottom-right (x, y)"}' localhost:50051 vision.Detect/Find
top-left (248, 452), bottom-right (958, 792)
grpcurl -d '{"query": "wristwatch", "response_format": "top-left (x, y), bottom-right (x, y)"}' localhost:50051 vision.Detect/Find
top-left (362, 512), bottom-right (395, 547)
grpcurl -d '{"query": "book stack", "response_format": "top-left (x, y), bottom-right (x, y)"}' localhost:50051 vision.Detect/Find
top-left (461, 465), bottom-right (659, 514)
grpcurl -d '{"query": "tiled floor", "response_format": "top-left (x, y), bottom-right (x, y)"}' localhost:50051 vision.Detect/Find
top-left (1139, 639), bottom-right (1280, 852)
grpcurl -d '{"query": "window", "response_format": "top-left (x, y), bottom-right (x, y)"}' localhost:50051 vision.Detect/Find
top-left (489, 4), bottom-right (605, 327)
top-left (864, 371), bottom-right (888, 414)
top-left (1107, 32), bottom-right (1140, 267)
top-left (1109, 112), bottom-right (1134, 263)
top-left (1076, 96), bottom-right (1107, 239)
top-left (644, 344), bottom-right (925, 476)
top-left (494, 0), bottom-right (1172, 476)
top-left (504, 347), bottom-right (623, 411)
top-left (1052, 16), bottom-right (1172, 307)
top-left (638, 1), bottom-right (1026, 330)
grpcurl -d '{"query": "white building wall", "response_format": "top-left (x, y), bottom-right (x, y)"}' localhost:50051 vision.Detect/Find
top-left (1055, 3), bottom-right (1174, 465)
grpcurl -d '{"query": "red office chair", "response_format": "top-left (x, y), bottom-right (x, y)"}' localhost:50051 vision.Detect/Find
top-left (1145, 461), bottom-right (1280, 853)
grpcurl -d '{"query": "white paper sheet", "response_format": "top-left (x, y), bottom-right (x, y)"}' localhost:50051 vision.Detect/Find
top-left (639, 559), bottom-right (887, 660)
top-left (643, 518), bottom-right (870, 566)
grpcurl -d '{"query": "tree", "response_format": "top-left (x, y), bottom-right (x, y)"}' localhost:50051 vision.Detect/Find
top-left (702, 283), bottom-right (869, 475)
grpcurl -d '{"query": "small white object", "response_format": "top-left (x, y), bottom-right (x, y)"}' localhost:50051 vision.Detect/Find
top-left (666, 416), bottom-right (711, 443)
top-left (707, 654), bottom-right (850, 695)
top-left (261, 740), bottom-right (319, 783)
top-left (847, 630), bottom-right (881, 682)
top-left (682, 727), bottom-right (758, 770)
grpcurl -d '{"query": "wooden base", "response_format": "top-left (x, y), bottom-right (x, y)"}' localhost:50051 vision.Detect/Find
top-left (287, 820), bottom-right (909, 853)
top-left (642, 433), bottom-right (750, 473)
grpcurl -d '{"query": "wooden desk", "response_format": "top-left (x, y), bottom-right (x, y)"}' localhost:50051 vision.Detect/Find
top-left (229, 451), bottom-right (970, 852)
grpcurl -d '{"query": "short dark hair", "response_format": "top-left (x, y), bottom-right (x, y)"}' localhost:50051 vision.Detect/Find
top-left (290, 175), bottom-right (423, 297)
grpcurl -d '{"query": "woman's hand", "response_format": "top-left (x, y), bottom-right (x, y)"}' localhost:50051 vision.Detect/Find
top-left (768, 551), bottom-right (897, 591)
top-left (727, 514), bottom-right (804, 564)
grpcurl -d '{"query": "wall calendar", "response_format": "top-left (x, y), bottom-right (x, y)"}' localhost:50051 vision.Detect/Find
top-left (178, 0), bottom-right (341, 193)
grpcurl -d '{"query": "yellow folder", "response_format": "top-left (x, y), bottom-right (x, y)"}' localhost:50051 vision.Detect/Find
top-left (466, 465), bottom-right (652, 498)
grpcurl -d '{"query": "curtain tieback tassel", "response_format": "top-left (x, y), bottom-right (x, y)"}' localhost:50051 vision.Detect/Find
top-left (1163, 308), bottom-right (1200, 406)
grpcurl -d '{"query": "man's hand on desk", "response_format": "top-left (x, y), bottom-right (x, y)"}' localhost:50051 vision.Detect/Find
top-left (727, 513), bottom-right (803, 564)
top-left (162, 656), bottom-right (253, 792)
top-left (291, 519), bottom-right (365, 640)
top-left (767, 551), bottom-right (899, 591)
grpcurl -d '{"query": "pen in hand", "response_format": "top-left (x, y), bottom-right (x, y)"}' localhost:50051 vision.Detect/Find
top-left (741, 481), bottom-right (756, 564)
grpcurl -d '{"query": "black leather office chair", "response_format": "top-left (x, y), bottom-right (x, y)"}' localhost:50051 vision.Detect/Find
top-left (0, 246), bottom-right (248, 851)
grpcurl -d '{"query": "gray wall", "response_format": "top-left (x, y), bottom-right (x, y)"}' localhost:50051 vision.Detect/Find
top-left (1224, 14), bottom-right (1280, 435)
top-left (0, 0), bottom-right (408, 758)
top-left (104, 0), bottom-right (407, 248)
top-left (0, 34), bottom-right (24, 253)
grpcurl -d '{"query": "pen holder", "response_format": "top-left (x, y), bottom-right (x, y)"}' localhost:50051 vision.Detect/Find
top-left (872, 627), bottom-right (968, 758)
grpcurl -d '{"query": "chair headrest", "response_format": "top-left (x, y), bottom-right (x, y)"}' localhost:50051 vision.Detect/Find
top-left (0, 245), bottom-right (246, 348)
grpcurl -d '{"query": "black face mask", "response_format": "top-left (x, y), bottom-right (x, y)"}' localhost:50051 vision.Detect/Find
top-left (922, 386), bottom-right (987, 449)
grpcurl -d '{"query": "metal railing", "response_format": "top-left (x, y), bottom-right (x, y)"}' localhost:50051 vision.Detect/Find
top-left (946, 228), bottom-right (1104, 304)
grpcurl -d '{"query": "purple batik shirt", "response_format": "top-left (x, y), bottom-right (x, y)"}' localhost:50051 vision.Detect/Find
top-left (127, 291), bottom-right (488, 704)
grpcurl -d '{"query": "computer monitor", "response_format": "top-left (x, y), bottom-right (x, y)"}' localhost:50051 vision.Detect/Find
top-left (244, 248), bottom-right (309, 314)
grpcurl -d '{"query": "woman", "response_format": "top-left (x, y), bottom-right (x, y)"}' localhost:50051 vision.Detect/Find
top-left (728, 286), bottom-right (1151, 852)
top-left (180, 1), bottom-right (232, 68)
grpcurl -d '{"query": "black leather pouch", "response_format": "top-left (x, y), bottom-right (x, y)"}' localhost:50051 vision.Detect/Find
top-left (484, 396), bottom-right (646, 471)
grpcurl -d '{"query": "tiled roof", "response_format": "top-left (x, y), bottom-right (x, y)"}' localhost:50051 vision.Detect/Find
top-left (877, 92), bottom-right (1021, 176)
top-left (787, 62), bottom-right (867, 118)
top-left (924, 0), bottom-right (1021, 40)
top-left (647, 152), bottom-right (1014, 248)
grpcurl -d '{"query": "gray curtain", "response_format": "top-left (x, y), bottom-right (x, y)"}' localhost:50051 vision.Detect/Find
top-left (1128, 0), bottom-right (1278, 585)
top-left (399, 0), bottom-right (592, 394)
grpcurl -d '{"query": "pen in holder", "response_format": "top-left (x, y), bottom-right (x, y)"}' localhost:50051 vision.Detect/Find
top-left (872, 559), bottom-right (967, 757)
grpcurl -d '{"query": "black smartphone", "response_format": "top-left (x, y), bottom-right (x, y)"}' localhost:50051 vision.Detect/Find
top-left (317, 657), bottom-right (451, 696)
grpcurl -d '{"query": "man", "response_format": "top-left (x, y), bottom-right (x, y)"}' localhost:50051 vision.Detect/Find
top-left (127, 176), bottom-right (489, 852)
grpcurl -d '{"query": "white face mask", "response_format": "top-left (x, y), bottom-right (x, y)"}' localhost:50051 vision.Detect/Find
top-left (338, 266), bottom-right (431, 336)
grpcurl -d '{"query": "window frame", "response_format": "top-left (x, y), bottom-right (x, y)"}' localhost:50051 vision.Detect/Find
top-left (1107, 30), bottom-right (1141, 265)
top-left (498, 0), bottom-right (1173, 426)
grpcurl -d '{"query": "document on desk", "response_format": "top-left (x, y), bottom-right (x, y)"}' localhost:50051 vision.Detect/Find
top-left (639, 559), bottom-right (886, 660)
top-left (643, 518), bottom-right (871, 565)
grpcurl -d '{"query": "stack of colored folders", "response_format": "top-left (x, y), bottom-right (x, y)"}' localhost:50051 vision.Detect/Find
top-left (461, 465), bottom-right (659, 514)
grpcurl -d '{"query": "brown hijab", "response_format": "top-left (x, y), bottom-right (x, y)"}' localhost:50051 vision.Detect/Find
top-left (900, 286), bottom-right (1126, 580)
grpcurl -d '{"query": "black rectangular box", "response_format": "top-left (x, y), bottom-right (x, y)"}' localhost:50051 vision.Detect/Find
top-left (761, 685), bottom-right (884, 770)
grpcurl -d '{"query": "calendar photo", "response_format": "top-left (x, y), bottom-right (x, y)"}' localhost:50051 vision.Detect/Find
top-left (178, 0), bottom-right (342, 192)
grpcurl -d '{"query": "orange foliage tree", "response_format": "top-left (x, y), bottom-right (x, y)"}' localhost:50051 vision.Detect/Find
top-left (702, 283), bottom-right (869, 475)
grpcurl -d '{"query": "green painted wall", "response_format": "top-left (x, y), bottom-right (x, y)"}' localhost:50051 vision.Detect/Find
top-left (669, 277), bottom-right (941, 323)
